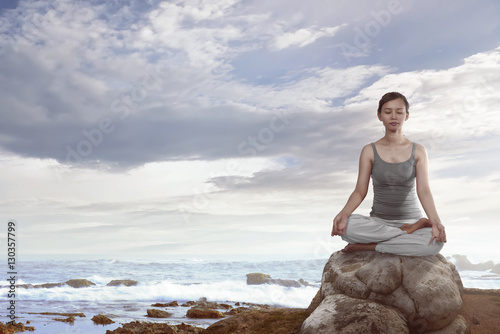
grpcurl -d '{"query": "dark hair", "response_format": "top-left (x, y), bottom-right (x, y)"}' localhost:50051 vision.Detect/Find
top-left (377, 92), bottom-right (409, 114)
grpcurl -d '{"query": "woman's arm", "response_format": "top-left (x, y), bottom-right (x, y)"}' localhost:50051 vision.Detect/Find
top-left (331, 144), bottom-right (373, 236)
top-left (415, 144), bottom-right (447, 243)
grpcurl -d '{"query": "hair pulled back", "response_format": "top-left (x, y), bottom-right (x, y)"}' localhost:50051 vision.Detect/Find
top-left (377, 92), bottom-right (409, 114)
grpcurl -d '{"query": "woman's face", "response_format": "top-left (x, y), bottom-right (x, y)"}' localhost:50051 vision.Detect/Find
top-left (378, 98), bottom-right (409, 131)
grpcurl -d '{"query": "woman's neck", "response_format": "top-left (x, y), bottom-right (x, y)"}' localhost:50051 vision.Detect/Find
top-left (381, 131), bottom-right (407, 145)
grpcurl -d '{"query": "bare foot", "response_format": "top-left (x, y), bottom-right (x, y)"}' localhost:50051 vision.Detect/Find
top-left (401, 218), bottom-right (432, 234)
top-left (341, 243), bottom-right (377, 252)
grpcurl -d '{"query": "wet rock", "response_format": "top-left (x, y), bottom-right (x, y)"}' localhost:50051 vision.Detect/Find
top-left (146, 309), bottom-right (172, 318)
top-left (195, 301), bottom-right (232, 310)
top-left (151, 301), bottom-right (179, 307)
top-left (225, 306), bottom-right (251, 316)
top-left (268, 278), bottom-right (302, 288)
top-left (186, 308), bottom-right (225, 319)
top-left (216, 303), bottom-right (232, 310)
top-left (0, 321), bottom-right (35, 333)
top-left (105, 321), bottom-right (204, 333)
top-left (106, 279), bottom-right (138, 287)
top-left (53, 316), bottom-right (75, 323)
top-left (246, 273), bottom-right (271, 284)
top-left (246, 273), bottom-right (308, 287)
top-left (92, 314), bottom-right (115, 324)
top-left (65, 279), bottom-right (96, 288)
top-left (9, 282), bottom-right (64, 289)
top-left (29, 312), bottom-right (86, 318)
top-left (34, 283), bottom-right (65, 288)
top-left (205, 308), bottom-right (308, 334)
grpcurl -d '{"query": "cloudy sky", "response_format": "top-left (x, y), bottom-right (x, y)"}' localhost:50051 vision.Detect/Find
top-left (1, 0), bottom-right (499, 262)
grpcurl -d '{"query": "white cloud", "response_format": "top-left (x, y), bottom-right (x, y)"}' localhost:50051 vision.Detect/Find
top-left (268, 25), bottom-right (346, 51)
top-left (343, 46), bottom-right (500, 159)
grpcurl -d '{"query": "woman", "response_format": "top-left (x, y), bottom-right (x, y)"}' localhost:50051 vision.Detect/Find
top-left (331, 92), bottom-right (446, 256)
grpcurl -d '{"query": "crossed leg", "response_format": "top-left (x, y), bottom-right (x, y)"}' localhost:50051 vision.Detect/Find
top-left (341, 218), bottom-right (431, 253)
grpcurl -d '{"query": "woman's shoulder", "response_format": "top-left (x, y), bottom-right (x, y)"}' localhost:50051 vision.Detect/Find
top-left (361, 142), bottom-right (375, 152)
top-left (413, 142), bottom-right (427, 152)
top-left (360, 143), bottom-right (375, 161)
top-left (413, 142), bottom-right (428, 161)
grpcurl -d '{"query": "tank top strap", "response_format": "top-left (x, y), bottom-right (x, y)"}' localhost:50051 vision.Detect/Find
top-left (410, 142), bottom-right (417, 160)
top-left (371, 142), bottom-right (381, 162)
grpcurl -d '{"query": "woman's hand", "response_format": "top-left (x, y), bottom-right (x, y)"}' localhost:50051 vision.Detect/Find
top-left (430, 221), bottom-right (446, 244)
top-left (331, 213), bottom-right (348, 236)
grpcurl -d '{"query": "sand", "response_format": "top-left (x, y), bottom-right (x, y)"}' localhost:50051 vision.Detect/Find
top-left (459, 289), bottom-right (500, 334)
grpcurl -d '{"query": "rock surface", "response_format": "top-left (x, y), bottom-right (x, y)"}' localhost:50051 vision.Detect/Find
top-left (91, 314), bottom-right (115, 324)
top-left (106, 279), bottom-right (139, 287)
top-left (204, 308), bottom-right (308, 334)
top-left (53, 316), bottom-right (75, 323)
top-left (65, 279), bottom-right (96, 288)
top-left (303, 294), bottom-right (408, 333)
top-left (186, 308), bottom-right (225, 319)
top-left (246, 273), bottom-right (271, 284)
top-left (301, 251), bottom-right (469, 334)
top-left (146, 309), bottom-right (172, 318)
top-left (246, 273), bottom-right (310, 287)
top-left (451, 254), bottom-right (495, 271)
top-left (29, 312), bottom-right (86, 318)
top-left (34, 283), bottom-right (65, 288)
top-left (151, 301), bottom-right (179, 307)
top-left (0, 321), bottom-right (35, 333)
top-left (106, 321), bottom-right (204, 333)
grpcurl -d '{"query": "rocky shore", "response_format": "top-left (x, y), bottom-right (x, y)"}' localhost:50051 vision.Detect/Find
top-left (1, 288), bottom-right (498, 334)
top-left (0, 288), bottom-right (500, 334)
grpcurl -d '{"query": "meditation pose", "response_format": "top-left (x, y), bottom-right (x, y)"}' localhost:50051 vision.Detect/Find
top-left (331, 92), bottom-right (446, 256)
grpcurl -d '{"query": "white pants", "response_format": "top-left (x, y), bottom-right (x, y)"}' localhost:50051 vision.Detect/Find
top-left (341, 214), bottom-right (444, 256)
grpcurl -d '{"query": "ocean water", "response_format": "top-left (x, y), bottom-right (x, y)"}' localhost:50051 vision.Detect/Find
top-left (1, 256), bottom-right (499, 334)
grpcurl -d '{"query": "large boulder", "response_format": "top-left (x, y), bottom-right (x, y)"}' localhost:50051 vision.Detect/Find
top-left (301, 251), bottom-right (469, 334)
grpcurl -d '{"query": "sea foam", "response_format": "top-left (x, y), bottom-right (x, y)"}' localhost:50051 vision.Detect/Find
top-left (12, 280), bottom-right (319, 308)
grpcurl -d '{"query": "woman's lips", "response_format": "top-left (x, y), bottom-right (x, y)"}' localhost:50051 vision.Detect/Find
top-left (390, 122), bottom-right (398, 126)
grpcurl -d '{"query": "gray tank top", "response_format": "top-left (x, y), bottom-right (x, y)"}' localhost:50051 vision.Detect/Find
top-left (369, 142), bottom-right (422, 220)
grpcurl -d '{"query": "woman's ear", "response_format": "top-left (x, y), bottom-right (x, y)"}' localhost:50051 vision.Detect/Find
top-left (377, 112), bottom-right (382, 121)
top-left (405, 112), bottom-right (409, 121)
